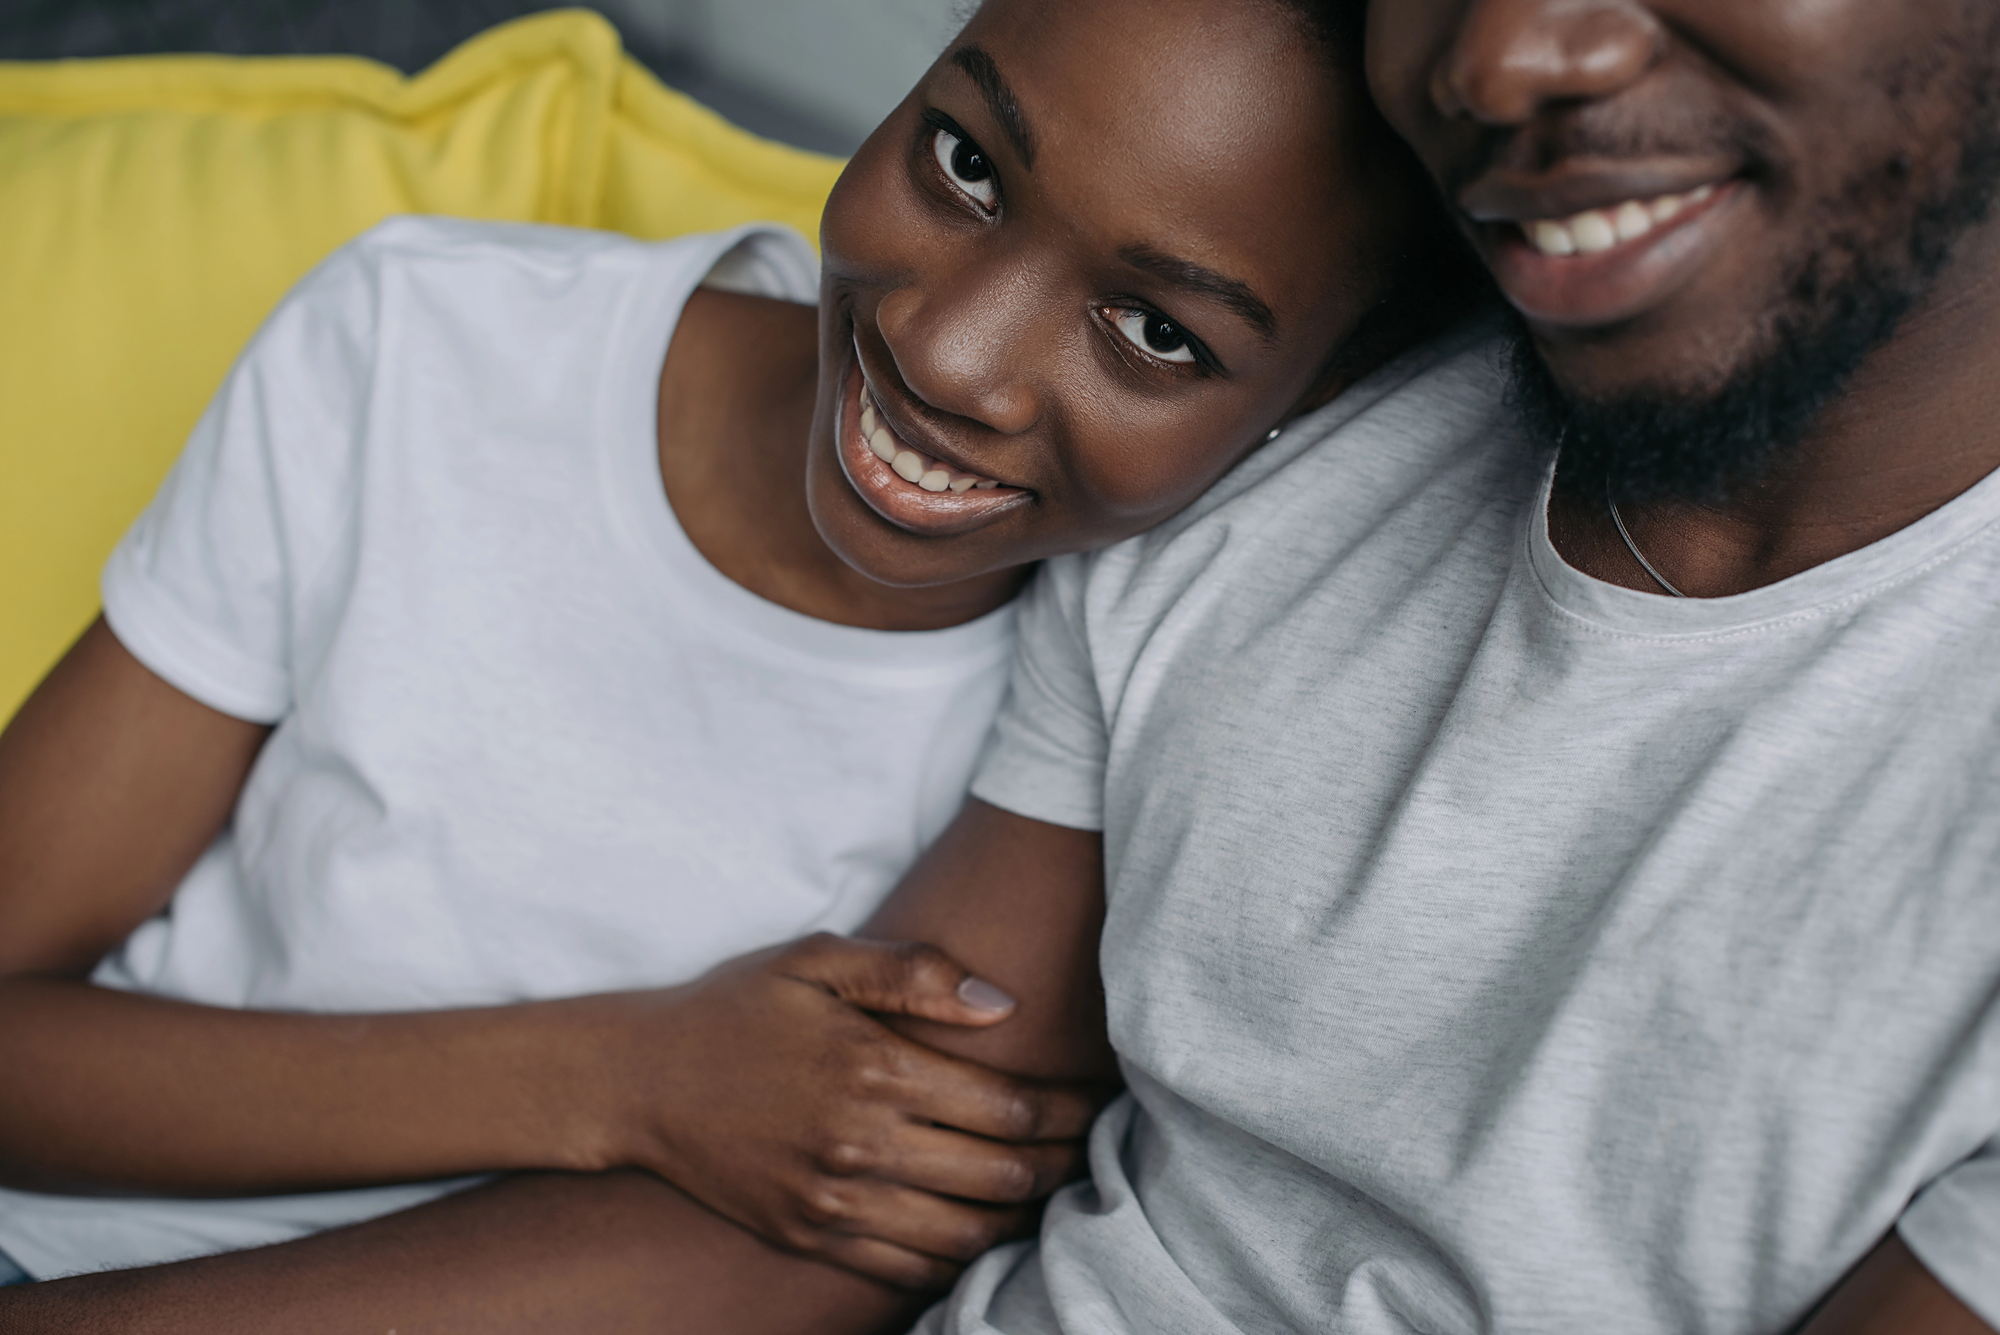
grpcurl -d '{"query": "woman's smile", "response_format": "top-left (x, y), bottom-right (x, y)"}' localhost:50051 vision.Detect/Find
top-left (836, 345), bottom-right (1032, 538)
top-left (799, 0), bottom-right (1436, 607)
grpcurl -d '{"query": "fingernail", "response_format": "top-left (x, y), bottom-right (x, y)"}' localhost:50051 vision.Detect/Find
top-left (957, 976), bottom-right (1015, 1012)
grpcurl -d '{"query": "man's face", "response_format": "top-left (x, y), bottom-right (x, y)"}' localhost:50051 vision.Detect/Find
top-left (1368, 0), bottom-right (2000, 503)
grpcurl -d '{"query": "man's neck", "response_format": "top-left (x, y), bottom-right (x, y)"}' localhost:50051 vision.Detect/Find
top-left (1549, 221), bottom-right (2000, 598)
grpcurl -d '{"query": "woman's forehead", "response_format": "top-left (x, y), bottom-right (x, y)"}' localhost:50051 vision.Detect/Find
top-left (962, 0), bottom-right (1338, 128)
top-left (941, 0), bottom-right (1366, 321)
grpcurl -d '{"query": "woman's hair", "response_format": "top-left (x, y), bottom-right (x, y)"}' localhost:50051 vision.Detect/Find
top-left (1276, 0), bottom-right (1366, 58)
top-left (1266, 0), bottom-right (1500, 396)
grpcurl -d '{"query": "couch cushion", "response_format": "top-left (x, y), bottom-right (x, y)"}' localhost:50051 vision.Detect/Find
top-left (0, 7), bottom-right (843, 718)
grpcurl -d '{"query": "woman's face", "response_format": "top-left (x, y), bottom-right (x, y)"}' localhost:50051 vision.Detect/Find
top-left (808, 0), bottom-right (1405, 589)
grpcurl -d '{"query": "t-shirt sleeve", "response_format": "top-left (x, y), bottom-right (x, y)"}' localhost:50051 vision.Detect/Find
top-left (101, 241), bottom-right (380, 724)
top-left (969, 556), bottom-right (1108, 831)
top-left (1898, 1135), bottom-right (2000, 1325)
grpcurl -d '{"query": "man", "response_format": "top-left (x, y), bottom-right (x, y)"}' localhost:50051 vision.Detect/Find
top-left (912, 0), bottom-right (2000, 1328)
top-left (6, 0), bottom-right (1995, 1331)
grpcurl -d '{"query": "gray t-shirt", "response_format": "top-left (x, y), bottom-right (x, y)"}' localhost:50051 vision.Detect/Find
top-left (921, 320), bottom-right (2000, 1335)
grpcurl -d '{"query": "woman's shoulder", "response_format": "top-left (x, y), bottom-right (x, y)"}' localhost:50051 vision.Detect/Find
top-left (308, 217), bottom-right (814, 315)
top-left (1052, 314), bottom-right (1526, 652)
top-left (1170, 310), bottom-right (1519, 538)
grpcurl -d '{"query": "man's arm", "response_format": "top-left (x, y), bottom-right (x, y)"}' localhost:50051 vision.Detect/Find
top-left (859, 799), bottom-right (1116, 1083)
top-left (1801, 1231), bottom-right (1994, 1335)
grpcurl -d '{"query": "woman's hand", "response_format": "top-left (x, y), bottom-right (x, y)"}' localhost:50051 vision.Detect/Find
top-left (0, 624), bottom-right (1096, 1294)
top-left (577, 933), bottom-right (1107, 1290)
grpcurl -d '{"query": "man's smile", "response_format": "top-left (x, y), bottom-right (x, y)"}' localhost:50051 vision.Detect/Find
top-left (1458, 160), bottom-right (1745, 329)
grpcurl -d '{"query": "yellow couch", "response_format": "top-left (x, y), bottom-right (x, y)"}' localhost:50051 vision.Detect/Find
top-left (0, 9), bottom-right (845, 721)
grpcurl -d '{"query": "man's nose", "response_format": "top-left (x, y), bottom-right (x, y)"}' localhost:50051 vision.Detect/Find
top-left (874, 262), bottom-right (1044, 437)
top-left (1431, 0), bottom-right (1666, 126)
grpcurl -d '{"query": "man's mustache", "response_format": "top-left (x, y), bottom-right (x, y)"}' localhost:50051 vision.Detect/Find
top-left (1437, 111), bottom-right (1778, 204)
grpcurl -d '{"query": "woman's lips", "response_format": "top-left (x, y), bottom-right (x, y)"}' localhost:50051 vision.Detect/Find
top-left (1479, 178), bottom-right (1742, 330)
top-left (836, 353), bottom-right (1029, 537)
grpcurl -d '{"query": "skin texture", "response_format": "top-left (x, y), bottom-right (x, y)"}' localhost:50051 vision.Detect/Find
top-left (0, 0), bottom-right (1435, 1323)
top-left (1371, 0), bottom-right (2000, 1327)
top-left (1371, 0), bottom-right (2000, 599)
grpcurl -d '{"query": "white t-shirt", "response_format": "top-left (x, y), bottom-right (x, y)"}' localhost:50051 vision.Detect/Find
top-left (922, 318), bottom-right (2000, 1335)
top-left (0, 217), bottom-right (1017, 1279)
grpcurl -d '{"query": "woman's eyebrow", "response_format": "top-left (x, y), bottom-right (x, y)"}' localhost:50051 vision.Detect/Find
top-left (1119, 244), bottom-right (1278, 341)
top-left (950, 45), bottom-right (1036, 168)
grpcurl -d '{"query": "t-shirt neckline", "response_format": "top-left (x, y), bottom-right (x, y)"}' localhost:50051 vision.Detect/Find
top-left (1526, 454), bottom-right (2000, 639)
top-left (594, 225), bottom-right (1016, 674)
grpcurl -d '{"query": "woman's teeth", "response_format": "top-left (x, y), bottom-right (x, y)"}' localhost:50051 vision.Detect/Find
top-left (860, 387), bottom-right (999, 494)
top-left (1522, 184), bottom-right (1715, 258)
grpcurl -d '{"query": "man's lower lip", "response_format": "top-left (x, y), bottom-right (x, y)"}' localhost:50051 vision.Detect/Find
top-left (836, 360), bottom-right (1029, 537)
top-left (1483, 181), bottom-right (1741, 329)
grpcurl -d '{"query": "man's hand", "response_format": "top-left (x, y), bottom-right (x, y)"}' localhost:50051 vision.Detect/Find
top-left (584, 933), bottom-right (1106, 1290)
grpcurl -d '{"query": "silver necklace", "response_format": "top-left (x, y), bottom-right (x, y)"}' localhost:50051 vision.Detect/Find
top-left (1605, 480), bottom-right (1688, 598)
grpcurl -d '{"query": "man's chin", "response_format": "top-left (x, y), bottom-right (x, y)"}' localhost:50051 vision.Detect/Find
top-left (1506, 244), bottom-right (1918, 508)
top-left (1507, 328), bottom-right (1795, 506)
top-left (1509, 78), bottom-right (2000, 510)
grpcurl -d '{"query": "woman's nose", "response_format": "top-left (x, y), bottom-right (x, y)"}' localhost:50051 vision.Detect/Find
top-left (873, 262), bottom-right (1044, 436)
top-left (1432, 0), bottom-right (1666, 126)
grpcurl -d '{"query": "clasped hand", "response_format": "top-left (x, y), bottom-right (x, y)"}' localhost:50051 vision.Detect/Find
top-left (571, 934), bottom-right (1106, 1290)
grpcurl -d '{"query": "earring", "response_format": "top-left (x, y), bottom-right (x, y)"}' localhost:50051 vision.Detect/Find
top-left (1265, 426), bottom-right (1282, 441)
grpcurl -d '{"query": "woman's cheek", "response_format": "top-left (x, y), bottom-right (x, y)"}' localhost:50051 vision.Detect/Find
top-left (818, 121), bottom-right (925, 276)
top-left (1069, 411), bottom-right (1253, 526)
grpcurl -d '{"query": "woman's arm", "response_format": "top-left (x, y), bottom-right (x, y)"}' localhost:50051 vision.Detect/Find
top-left (0, 1171), bottom-right (928, 1335)
top-left (0, 619), bottom-right (596, 1197)
top-left (0, 796), bottom-right (1120, 1329)
top-left (0, 624), bottom-right (1094, 1274)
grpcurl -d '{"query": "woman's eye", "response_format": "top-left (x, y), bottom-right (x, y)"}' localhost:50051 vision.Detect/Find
top-left (1108, 308), bottom-right (1199, 365)
top-left (931, 128), bottom-right (998, 209)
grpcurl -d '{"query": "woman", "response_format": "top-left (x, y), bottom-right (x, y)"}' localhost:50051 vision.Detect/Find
top-left (0, 0), bottom-right (1471, 1325)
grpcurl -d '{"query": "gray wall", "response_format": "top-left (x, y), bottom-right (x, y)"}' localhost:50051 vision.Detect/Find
top-left (604, 0), bottom-right (965, 154)
top-left (0, 0), bottom-right (964, 157)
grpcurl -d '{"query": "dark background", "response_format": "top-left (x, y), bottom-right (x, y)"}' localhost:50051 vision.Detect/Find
top-left (0, 0), bottom-right (851, 152)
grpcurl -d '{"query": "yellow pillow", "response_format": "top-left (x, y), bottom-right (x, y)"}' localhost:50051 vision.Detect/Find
top-left (0, 9), bottom-right (845, 721)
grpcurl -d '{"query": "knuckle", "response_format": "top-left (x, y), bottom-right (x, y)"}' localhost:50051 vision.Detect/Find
top-left (785, 931), bottom-right (842, 967)
top-left (883, 1250), bottom-right (956, 1293)
top-left (861, 1050), bottom-right (915, 1092)
top-left (798, 1186), bottom-right (847, 1227)
top-left (996, 1092), bottom-right (1041, 1141)
top-left (947, 1216), bottom-right (1003, 1260)
top-left (890, 939), bottom-right (952, 983)
top-left (774, 1217), bottom-right (820, 1253)
top-left (820, 1138), bottom-right (873, 1175)
top-left (992, 1154), bottom-right (1039, 1202)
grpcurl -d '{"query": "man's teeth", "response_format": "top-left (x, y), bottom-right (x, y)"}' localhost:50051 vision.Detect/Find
top-left (1523, 184), bottom-right (1715, 258)
top-left (859, 384), bottom-right (1000, 494)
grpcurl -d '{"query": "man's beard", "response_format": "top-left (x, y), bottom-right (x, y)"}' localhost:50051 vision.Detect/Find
top-left (1510, 42), bottom-right (2000, 508)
